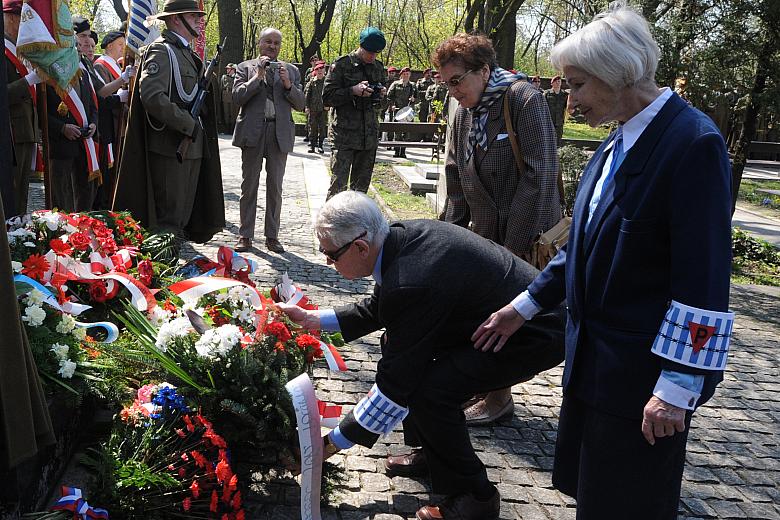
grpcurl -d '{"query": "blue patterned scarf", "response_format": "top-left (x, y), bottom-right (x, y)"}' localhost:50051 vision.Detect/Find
top-left (466, 67), bottom-right (523, 162)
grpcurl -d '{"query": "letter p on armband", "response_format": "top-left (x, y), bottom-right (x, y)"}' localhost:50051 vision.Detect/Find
top-left (651, 300), bottom-right (735, 370)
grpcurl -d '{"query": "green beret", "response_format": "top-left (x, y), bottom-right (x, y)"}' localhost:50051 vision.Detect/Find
top-left (359, 27), bottom-right (386, 52)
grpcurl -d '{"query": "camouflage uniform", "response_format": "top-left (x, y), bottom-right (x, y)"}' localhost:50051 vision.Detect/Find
top-left (322, 51), bottom-right (385, 198)
top-left (386, 79), bottom-right (416, 155)
top-left (426, 82), bottom-right (448, 121)
top-left (416, 76), bottom-right (434, 123)
top-left (544, 88), bottom-right (568, 145)
top-left (305, 76), bottom-right (327, 150)
top-left (220, 72), bottom-right (238, 130)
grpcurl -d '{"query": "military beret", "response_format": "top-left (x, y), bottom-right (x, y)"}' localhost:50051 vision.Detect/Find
top-left (400, 66), bottom-right (410, 73)
top-left (90, 30), bottom-right (98, 45)
top-left (313, 62), bottom-right (325, 72)
top-left (101, 30), bottom-right (123, 49)
top-left (387, 66), bottom-right (397, 73)
top-left (423, 68), bottom-right (431, 74)
top-left (227, 63), bottom-right (237, 69)
top-left (72, 16), bottom-right (90, 35)
top-left (3, 0), bottom-right (23, 14)
top-left (359, 27), bottom-right (386, 52)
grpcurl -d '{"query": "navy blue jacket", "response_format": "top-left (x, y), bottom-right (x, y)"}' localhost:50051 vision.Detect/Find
top-left (528, 92), bottom-right (732, 419)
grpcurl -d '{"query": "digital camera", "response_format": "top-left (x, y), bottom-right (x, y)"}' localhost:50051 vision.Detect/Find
top-left (368, 83), bottom-right (384, 100)
top-left (265, 61), bottom-right (281, 71)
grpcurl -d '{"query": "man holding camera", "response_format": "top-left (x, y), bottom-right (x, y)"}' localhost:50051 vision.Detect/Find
top-left (232, 27), bottom-right (304, 254)
top-left (323, 27), bottom-right (387, 199)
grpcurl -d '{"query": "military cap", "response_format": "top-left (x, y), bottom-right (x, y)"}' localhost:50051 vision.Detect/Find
top-left (147, 0), bottom-right (205, 20)
top-left (101, 30), bottom-right (123, 48)
top-left (400, 66), bottom-right (410, 73)
top-left (423, 68), bottom-right (431, 74)
top-left (3, 0), bottom-right (23, 14)
top-left (226, 63), bottom-right (237, 69)
top-left (359, 27), bottom-right (386, 52)
top-left (72, 16), bottom-right (91, 35)
top-left (313, 61), bottom-right (325, 71)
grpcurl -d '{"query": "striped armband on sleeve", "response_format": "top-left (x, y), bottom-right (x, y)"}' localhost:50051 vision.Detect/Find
top-left (353, 384), bottom-right (409, 436)
top-left (651, 300), bottom-right (735, 370)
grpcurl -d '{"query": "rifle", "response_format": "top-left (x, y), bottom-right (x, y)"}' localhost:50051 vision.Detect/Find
top-left (176, 37), bottom-right (226, 163)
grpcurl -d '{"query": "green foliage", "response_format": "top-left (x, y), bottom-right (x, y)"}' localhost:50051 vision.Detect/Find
top-left (737, 179), bottom-right (780, 217)
top-left (731, 227), bottom-right (780, 286)
top-left (557, 145), bottom-right (589, 216)
top-left (563, 122), bottom-right (610, 141)
top-left (140, 233), bottom-right (180, 266)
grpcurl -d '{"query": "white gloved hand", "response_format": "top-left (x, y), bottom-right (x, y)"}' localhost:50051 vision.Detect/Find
top-left (25, 70), bottom-right (42, 85)
top-left (117, 89), bottom-right (129, 102)
top-left (121, 65), bottom-right (136, 82)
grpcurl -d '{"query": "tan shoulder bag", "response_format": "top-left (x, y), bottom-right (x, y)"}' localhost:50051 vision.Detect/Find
top-left (503, 91), bottom-right (571, 270)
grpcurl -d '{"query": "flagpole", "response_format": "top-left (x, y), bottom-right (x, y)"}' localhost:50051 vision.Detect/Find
top-left (37, 83), bottom-right (52, 209)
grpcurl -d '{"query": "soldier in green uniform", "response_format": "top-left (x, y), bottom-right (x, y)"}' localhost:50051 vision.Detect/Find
top-left (305, 61), bottom-right (327, 154)
top-left (386, 66), bottom-right (416, 157)
top-left (416, 68), bottom-right (434, 124)
top-left (322, 26), bottom-right (387, 198)
top-left (544, 75), bottom-right (569, 145)
top-left (426, 72), bottom-right (449, 122)
top-left (220, 63), bottom-right (238, 132)
top-left (113, 0), bottom-right (224, 243)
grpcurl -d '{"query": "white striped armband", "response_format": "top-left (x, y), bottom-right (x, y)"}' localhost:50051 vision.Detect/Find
top-left (651, 300), bottom-right (734, 371)
top-left (353, 384), bottom-right (409, 436)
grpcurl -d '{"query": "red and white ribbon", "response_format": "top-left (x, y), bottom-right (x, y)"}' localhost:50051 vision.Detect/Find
top-left (285, 374), bottom-right (323, 520)
top-left (168, 276), bottom-right (263, 309)
top-left (320, 340), bottom-right (347, 372)
top-left (94, 56), bottom-right (121, 80)
top-left (317, 399), bottom-right (342, 429)
top-left (62, 85), bottom-right (100, 177)
top-left (4, 38), bottom-right (36, 102)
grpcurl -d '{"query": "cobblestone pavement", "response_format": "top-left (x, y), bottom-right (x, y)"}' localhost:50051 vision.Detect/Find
top-left (28, 137), bottom-right (780, 519)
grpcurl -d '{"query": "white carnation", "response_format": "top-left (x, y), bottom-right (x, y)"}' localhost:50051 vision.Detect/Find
top-left (50, 343), bottom-right (70, 361)
top-left (194, 324), bottom-right (241, 358)
top-left (11, 261), bottom-right (23, 273)
top-left (155, 316), bottom-right (193, 351)
top-left (8, 227), bottom-right (34, 238)
top-left (56, 314), bottom-right (77, 334)
top-left (72, 326), bottom-right (87, 341)
top-left (58, 358), bottom-right (77, 379)
top-left (21, 304), bottom-right (46, 327)
top-left (26, 289), bottom-right (46, 305)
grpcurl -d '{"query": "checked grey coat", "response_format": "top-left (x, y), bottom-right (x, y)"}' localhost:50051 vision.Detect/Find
top-left (444, 80), bottom-right (562, 256)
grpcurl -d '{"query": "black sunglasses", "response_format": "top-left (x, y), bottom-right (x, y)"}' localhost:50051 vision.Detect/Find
top-left (443, 69), bottom-right (476, 89)
top-left (319, 231), bottom-right (367, 262)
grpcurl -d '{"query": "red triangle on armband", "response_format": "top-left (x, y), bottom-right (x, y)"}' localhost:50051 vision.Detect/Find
top-left (688, 322), bottom-right (716, 353)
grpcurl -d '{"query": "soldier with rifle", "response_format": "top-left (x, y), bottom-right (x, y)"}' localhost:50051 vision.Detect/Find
top-left (113, 0), bottom-right (225, 244)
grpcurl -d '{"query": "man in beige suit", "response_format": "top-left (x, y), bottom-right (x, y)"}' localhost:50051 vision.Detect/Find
top-left (232, 27), bottom-right (305, 253)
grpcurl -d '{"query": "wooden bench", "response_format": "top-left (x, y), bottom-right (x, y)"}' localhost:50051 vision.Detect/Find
top-left (756, 188), bottom-right (780, 197)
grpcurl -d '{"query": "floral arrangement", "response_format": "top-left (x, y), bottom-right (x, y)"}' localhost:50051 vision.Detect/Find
top-left (84, 383), bottom-right (245, 520)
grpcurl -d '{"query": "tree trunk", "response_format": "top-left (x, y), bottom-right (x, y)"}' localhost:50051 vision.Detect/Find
top-left (216, 0), bottom-right (244, 67)
top-left (483, 0), bottom-right (525, 69)
top-left (730, 38), bottom-right (772, 215)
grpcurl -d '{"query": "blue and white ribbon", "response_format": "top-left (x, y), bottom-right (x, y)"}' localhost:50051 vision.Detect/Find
top-left (651, 300), bottom-right (734, 370)
top-left (353, 384), bottom-right (409, 436)
top-left (466, 66), bottom-right (523, 161)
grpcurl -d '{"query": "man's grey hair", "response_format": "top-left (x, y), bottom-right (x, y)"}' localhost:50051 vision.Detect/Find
top-left (316, 191), bottom-right (390, 248)
top-left (259, 27), bottom-right (282, 40)
top-left (549, 3), bottom-right (659, 89)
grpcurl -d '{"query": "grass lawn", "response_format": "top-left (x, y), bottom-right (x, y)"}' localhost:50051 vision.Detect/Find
top-left (369, 163), bottom-right (437, 220)
top-left (737, 179), bottom-right (780, 220)
top-left (292, 111), bottom-right (307, 124)
top-left (563, 122), bottom-right (610, 141)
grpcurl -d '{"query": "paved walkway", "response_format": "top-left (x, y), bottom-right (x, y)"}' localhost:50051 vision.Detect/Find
top-left (26, 137), bottom-right (780, 519)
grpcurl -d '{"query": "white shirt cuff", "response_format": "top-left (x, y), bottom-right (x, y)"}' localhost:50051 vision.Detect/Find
top-left (511, 290), bottom-right (542, 321)
top-left (317, 309), bottom-right (341, 332)
top-left (653, 374), bottom-right (701, 410)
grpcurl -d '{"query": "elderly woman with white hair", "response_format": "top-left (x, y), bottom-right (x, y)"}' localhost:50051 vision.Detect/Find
top-left (472, 4), bottom-right (733, 517)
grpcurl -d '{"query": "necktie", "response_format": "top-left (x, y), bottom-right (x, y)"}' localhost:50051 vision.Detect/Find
top-left (603, 126), bottom-right (625, 189)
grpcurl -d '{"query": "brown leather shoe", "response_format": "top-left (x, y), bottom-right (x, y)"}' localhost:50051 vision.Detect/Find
top-left (234, 237), bottom-right (252, 252)
top-left (416, 489), bottom-right (500, 520)
top-left (384, 448), bottom-right (428, 477)
top-left (265, 237), bottom-right (285, 254)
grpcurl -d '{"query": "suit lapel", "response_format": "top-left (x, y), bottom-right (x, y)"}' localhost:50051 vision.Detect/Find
top-left (457, 113), bottom-right (496, 210)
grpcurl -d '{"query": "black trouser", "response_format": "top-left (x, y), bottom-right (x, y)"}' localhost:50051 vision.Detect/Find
top-left (401, 308), bottom-right (565, 495)
top-left (553, 395), bottom-right (691, 519)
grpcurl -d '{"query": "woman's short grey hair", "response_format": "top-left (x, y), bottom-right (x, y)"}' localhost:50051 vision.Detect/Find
top-left (316, 191), bottom-right (390, 248)
top-left (549, 3), bottom-right (659, 88)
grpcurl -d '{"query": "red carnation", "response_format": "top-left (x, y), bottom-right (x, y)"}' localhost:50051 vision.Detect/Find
top-left (21, 254), bottom-right (50, 280)
top-left (89, 281), bottom-right (109, 303)
top-left (264, 321), bottom-right (291, 342)
top-left (191, 450), bottom-right (207, 468)
top-left (231, 490), bottom-right (242, 510)
top-left (210, 490), bottom-right (219, 513)
top-left (99, 237), bottom-right (118, 255)
top-left (49, 238), bottom-right (73, 256)
top-left (190, 479), bottom-right (200, 498)
top-left (215, 458), bottom-right (233, 484)
top-left (296, 333), bottom-right (321, 350)
top-left (68, 231), bottom-right (91, 251)
top-left (137, 259), bottom-right (153, 286)
top-left (182, 498), bottom-right (191, 512)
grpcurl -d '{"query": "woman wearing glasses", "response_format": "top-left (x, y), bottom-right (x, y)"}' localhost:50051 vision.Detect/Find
top-left (433, 33), bottom-right (563, 424)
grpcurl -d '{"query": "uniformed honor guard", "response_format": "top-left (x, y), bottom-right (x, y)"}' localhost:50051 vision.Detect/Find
top-left (113, 0), bottom-right (224, 243)
top-left (426, 72), bottom-right (448, 122)
top-left (305, 60), bottom-right (327, 154)
top-left (323, 27), bottom-right (387, 198)
top-left (4, 0), bottom-right (41, 216)
top-left (544, 75), bottom-right (568, 145)
top-left (386, 66), bottom-right (416, 157)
